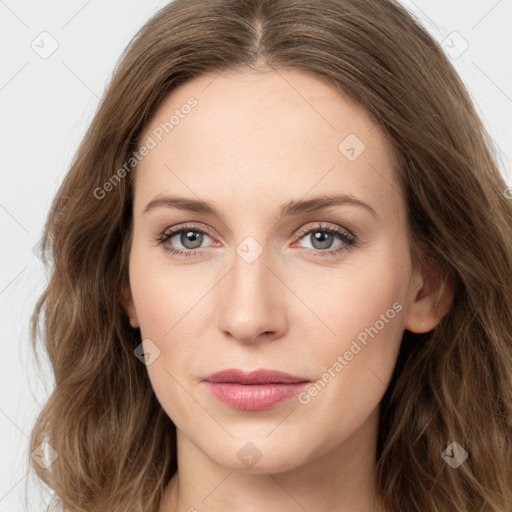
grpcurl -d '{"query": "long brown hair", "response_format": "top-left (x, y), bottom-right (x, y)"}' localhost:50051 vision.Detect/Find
top-left (28, 0), bottom-right (512, 510)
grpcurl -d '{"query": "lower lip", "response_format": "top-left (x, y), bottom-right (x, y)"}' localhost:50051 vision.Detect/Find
top-left (203, 381), bottom-right (309, 411)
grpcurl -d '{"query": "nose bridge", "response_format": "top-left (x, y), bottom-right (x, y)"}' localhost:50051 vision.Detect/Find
top-left (232, 238), bottom-right (269, 299)
top-left (216, 236), bottom-right (285, 342)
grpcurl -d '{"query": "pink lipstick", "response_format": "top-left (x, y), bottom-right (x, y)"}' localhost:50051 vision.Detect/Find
top-left (202, 368), bottom-right (310, 411)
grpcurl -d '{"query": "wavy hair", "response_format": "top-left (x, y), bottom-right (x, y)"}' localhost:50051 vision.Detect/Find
top-left (28, 0), bottom-right (512, 510)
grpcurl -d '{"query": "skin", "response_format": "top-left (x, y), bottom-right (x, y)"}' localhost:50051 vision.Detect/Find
top-left (121, 67), bottom-right (453, 512)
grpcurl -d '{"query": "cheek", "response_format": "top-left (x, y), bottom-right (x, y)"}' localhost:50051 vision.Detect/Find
top-left (130, 281), bottom-right (201, 432)
top-left (128, 248), bottom-right (215, 426)
top-left (290, 247), bottom-right (408, 430)
top-left (307, 271), bottom-right (404, 397)
top-left (286, 243), bottom-right (408, 347)
top-left (129, 242), bottom-right (210, 341)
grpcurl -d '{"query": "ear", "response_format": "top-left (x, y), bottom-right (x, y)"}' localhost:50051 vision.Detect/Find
top-left (404, 263), bottom-right (454, 334)
top-left (121, 281), bottom-right (140, 329)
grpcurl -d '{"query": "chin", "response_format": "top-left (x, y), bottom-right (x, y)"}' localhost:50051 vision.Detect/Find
top-left (198, 435), bottom-right (312, 475)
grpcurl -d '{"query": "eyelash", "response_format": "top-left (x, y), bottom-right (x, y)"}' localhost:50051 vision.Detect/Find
top-left (155, 222), bottom-right (357, 259)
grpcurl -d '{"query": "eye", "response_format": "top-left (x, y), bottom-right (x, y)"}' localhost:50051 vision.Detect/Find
top-left (292, 223), bottom-right (357, 257)
top-left (157, 223), bottom-right (215, 258)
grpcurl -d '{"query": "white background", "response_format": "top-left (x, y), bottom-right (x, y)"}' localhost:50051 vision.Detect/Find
top-left (1, 1), bottom-right (511, 510)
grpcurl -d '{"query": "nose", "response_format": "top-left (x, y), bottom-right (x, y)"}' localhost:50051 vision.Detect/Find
top-left (216, 247), bottom-right (288, 344)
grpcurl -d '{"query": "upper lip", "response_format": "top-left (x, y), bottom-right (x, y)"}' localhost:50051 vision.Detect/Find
top-left (203, 368), bottom-right (310, 384)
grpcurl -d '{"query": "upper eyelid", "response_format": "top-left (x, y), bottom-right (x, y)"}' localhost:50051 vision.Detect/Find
top-left (295, 222), bottom-right (354, 237)
top-left (163, 222), bottom-right (215, 238)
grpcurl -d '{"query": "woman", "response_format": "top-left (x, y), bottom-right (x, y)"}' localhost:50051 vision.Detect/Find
top-left (28, 0), bottom-right (512, 511)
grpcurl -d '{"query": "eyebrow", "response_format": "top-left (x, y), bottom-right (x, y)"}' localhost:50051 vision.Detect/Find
top-left (143, 193), bottom-right (379, 220)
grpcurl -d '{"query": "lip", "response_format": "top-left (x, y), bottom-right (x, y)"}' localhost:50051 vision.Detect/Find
top-left (202, 368), bottom-right (311, 411)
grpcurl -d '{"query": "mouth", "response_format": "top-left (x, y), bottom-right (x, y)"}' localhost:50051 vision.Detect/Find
top-left (201, 368), bottom-right (311, 411)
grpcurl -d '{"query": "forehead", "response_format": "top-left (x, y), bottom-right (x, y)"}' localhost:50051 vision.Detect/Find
top-left (134, 68), bottom-right (402, 217)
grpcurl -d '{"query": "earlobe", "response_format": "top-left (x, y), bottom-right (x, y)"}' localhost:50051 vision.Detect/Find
top-left (404, 266), bottom-right (454, 334)
top-left (120, 282), bottom-right (140, 329)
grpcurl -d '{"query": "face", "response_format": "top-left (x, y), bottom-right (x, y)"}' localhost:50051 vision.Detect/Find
top-left (122, 68), bottom-right (444, 474)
